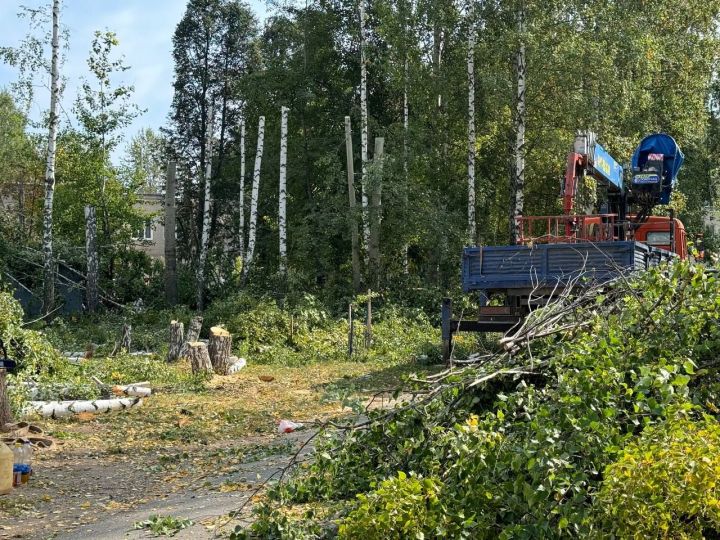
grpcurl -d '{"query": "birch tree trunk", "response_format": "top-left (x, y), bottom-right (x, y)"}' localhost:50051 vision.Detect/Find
top-left (238, 117), bottom-right (246, 260)
top-left (197, 105), bottom-right (214, 310)
top-left (164, 161), bottom-right (178, 305)
top-left (344, 116), bottom-right (362, 292)
top-left (369, 138), bottom-right (384, 288)
top-left (511, 1), bottom-right (526, 243)
top-left (279, 106), bottom-right (289, 275)
top-left (84, 206), bottom-right (99, 313)
top-left (243, 116), bottom-right (265, 279)
top-left (359, 1), bottom-right (370, 262)
top-left (467, 26), bottom-right (477, 244)
top-left (402, 56), bottom-right (410, 274)
top-left (42, 0), bottom-right (61, 315)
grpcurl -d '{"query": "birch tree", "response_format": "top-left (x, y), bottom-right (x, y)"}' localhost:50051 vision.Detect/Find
top-left (243, 115), bottom-right (265, 279)
top-left (359, 1), bottom-right (370, 261)
top-left (84, 205), bottom-right (99, 312)
top-left (238, 117), bottom-right (246, 259)
top-left (467, 24), bottom-right (476, 244)
top-left (510, 0), bottom-right (526, 243)
top-left (278, 106), bottom-right (289, 275)
top-left (42, 0), bottom-right (61, 314)
top-left (196, 105), bottom-right (214, 310)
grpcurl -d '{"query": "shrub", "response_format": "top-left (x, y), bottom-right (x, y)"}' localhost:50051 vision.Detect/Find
top-left (595, 414), bottom-right (720, 539)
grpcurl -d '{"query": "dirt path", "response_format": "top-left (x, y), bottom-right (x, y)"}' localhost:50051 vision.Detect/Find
top-left (0, 430), bottom-right (314, 539)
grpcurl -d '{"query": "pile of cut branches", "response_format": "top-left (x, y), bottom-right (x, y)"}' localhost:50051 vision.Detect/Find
top-left (235, 261), bottom-right (720, 539)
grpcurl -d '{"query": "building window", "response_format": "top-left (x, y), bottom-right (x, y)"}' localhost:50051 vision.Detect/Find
top-left (133, 219), bottom-right (153, 241)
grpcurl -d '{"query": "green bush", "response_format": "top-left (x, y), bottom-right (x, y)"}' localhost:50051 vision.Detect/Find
top-left (595, 414), bottom-right (720, 539)
top-left (241, 262), bottom-right (720, 538)
top-left (339, 472), bottom-right (447, 539)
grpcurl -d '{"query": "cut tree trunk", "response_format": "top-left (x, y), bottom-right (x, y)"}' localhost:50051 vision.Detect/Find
top-left (344, 116), bottom-right (361, 292)
top-left (167, 320), bottom-right (184, 362)
top-left (164, 161), bottom-right (178, 305)
top-left (0, 370), bottom-right (12, 428)
top-left (25, 397), bottom-right (143, 419)
top-left (227, 356), bottom-right (246, 374)
top-left (208, 326), bottom-right (233, 375)
top-left (187, 342), bottom-right (213, 375)
top-left (186, 316), bottom-right (203, 343)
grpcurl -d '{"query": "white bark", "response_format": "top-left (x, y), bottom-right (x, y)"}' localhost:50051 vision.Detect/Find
top-left (227, 357), bottom-right (247, 374)
top-left (197, 105), bottom-right (214, 310)
top-left (359, 1), bottom-right (370, 261)
top-left (42, 0), bottom-right (61, 314)
top-left (279, 106), bottom-right (289, 275)
top-left (467, 26), bottom-right (477, 244)
top-left (238, 117), bottom-right (246, 259)
top-left (244, 116), bottom-right (265, 277)
top-left (84, 205), bottom-right (99, 312)
top-left (111, 384), bottom-right (152, 397)
top-left (25, 398), bottom-right (143, 419)
top-left (511, 2), bottom-right (526, 242)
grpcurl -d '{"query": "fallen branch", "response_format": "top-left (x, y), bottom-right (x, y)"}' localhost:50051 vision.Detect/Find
top-left (24, 397), bottom-right (143, 419)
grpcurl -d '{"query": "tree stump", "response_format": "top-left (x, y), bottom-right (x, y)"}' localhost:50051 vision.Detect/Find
top-left (187, 342), bottom-right (213, 375)
top-left (120, 324), bottom-right (132, 352)
top-left (0, 370), bottom-right (12, 429)
top-left (181, 316), bottom-right (203, 358)
top-left (167, 320), bottom-right (184, 362)
top-left (208, 327), bottom-right (233, 375)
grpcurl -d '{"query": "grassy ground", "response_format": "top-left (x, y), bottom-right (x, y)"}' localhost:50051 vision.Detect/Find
top-left (1, 354), bottom-right (436, 539)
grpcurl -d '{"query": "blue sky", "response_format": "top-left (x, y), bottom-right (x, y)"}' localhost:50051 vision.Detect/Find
top-left (0, 0), bottom-right (268, 161)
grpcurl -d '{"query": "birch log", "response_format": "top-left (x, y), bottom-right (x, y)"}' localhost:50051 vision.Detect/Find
top-left (279, 106), bottom-right (289, 275)
top-left (25, 397), bottom-right (143, 419)
top-left (511, 1), bottom-right (526, 243)
top-left (85, 206), bottom-right (99, 312)
top-left (197, 105), bottom-right (214, 310)
top-left (244, 116), bottom-right (265, 278)
top-left (238, 117), bottom-right (246, 259)
top-left (111, 384), bottom-right (152, 397)
top-left (467, 26), bottom-right (477, 244)
top-left (359, 1), bottom-right (370, 262)
top-left (42, 0), bottom-right (61, 315)
top-left (187, 342), bottom-right (213, 375)
top-left (227, 357), bottom-right (246, 374)
top-left (167, 320), bottom-right (184, 362)
top-left (208, 327), bottom-right (233, 375)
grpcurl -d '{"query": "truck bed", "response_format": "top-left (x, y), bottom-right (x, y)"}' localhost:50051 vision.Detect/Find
top-left (462, 240), bottom-right (672, 293)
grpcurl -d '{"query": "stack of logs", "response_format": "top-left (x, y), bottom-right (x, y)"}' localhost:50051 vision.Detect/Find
top-left (167, 317), bottom-right (245, 376)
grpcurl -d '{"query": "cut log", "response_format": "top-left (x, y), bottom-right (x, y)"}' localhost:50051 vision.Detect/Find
top-left (168, 320), bottom-right (184, 362)
top-left (228, 356), bottom-right (246, 374)
top-left (181, 316), bottom-right (203, 357)
top-left (208, 327), bottom-right (233, 375)
top-left (25, 397), bottom-right (143, 419)
top-left (187, 342), bottom-right (213, 375)
top-left (111, 384), bottom-right (152, 397)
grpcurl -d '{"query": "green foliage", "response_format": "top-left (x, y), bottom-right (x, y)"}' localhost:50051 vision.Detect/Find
top-left (242, 262), bottom-right (720, 538)
top-left (133, 515), bottom-right (194, 537)
top-left (339, 472), bottom-right (446, 539)
top-left (596, 414), bottom-right (720, 539)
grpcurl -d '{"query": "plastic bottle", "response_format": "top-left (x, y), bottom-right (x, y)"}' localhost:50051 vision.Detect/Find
top-left (20, 443), bottom-right (32, 484)
top-left (0, 442), bottom-right (12, 494)
top-left (11, 443), bottom-right (23, 487)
